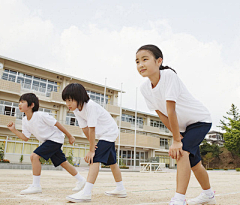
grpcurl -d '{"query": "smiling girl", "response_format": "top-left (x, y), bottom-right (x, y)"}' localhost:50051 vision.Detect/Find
top-left (136, 45), bottom-right (216, 205)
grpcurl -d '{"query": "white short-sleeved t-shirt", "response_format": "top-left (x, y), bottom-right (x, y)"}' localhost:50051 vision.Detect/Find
top-left (22, 111), bottom-right (65, 144)
top-left (73, 100), bottom-right (119, 142)
top-left (140, 69), bottom-right (212, 132)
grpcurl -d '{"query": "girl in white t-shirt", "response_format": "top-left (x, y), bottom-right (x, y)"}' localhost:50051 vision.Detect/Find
top-left (62, 83), bottom-right (126, 203)
top-left (7, 93), bottom-right (86, 195)
top-left (136, 45), bottom-right (216, 205)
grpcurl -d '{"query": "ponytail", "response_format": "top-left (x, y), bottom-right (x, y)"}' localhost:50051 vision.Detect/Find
top-left (160, 64), bottom-right (177, 74)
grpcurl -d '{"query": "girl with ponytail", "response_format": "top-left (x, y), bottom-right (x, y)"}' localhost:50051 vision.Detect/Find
top-left (136, 45), bottom-right (216, 205)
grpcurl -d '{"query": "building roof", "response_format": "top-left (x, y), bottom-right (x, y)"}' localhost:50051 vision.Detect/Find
top-left (0, 55), bottom-right (125, 93)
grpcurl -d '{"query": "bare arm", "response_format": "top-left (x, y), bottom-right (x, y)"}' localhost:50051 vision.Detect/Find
top-left (155, 110), bottom-right (172, 132)
top-left (7, 122), bottom-right (29, 142)
top-left (166, 101), bottom-right (181, 142)
top-left (88, 127), bottom-right (95, 152)
top-left (166, 101), bottom-right (183, 160)
top-left (84, 127), bottom-right (96, 164)
top-left (55, 122), bottom-right (75, 144)
top-left (82, 127), bottom-right (90, 141)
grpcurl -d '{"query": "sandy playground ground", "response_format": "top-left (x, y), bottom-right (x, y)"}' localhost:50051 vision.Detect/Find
top-left (0, 167), bottom-right (240, 205)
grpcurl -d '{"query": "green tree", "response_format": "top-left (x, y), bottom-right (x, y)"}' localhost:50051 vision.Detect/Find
top-left (200, 139), bottom-right (222, 158)
top-left (219, 104), bottom-right (240, 156)
top-left (202, 152), bottom-right (213, 169)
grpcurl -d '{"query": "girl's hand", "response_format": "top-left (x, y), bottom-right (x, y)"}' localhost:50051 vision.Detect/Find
top-left (95, 143), bottom-right (98, 150)
top-left (84, 151), bottom-right (95, 164)
top-left (169, 141), bottom-right (183, 160)
top-left (68, 136), bottom-right (75, 145)
top-left (7, 122), bottom-right (15, 131)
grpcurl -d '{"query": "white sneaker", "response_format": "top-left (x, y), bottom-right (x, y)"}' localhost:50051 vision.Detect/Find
top-left (72, 179), bottom-right (86, 192)
top-left (105, 188), bottom-right (127, 198)
top-left (169, 197), bottom-right (186, 205)
top-left (187, 192), bottom-right (216, 205)
top-left (20, 184), bottom-right (42, 195)
top-left (66, 190), bottom-right (91, 202)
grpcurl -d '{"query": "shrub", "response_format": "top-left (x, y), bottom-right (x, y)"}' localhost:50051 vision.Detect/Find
top-left (224, 168), bottom-right (228, 170)
top-left (207, 168), bottom-right (213, 170)
top-left (236, 168), bottom-right (240, 172)
top-left (20, 155), bottom-right (23, 163)
top-left (2, 159), bottom-right (10, 163)
top-left (0, 146), bottom-right (4, 161)
top-left (39, 157), bottom-right (52, 165)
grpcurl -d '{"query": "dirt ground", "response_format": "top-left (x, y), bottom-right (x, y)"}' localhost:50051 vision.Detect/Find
top-left (0, 168), bottom-right (240, 205)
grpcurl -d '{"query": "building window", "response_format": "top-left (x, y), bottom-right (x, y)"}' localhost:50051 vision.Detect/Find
top-left (160, 138), bottom-right (170, 149)
top-left (2, 69), bottom-right (59, 97)
top-left (86, 90), bottom-right (109, 106)
top-left (39, 108), bottom-right (57, 119)
top-left (0, 100), bottom-right (24, 119)
top-left (116, 149), bottom-right (148, 166)
top-left (122, 114), bottom-right (143, 128)
top-left (150, 119), bottom-right (168, 132)
top-left (66, 113), bottom-right (79, 126)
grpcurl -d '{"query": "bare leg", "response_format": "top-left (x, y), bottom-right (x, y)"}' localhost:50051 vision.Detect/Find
top-left (87, 163), bottom-right (100, 184)
top-left (30, 153), bottom-right (41, 176)
top-left (61, 161), bottom-right (78, 176)
top-left (110, 163), bottom-right (122, 182)
top-left (176, 151), bottom-right (191, 195)
top-left (192, 161), bottom-right (211, 190)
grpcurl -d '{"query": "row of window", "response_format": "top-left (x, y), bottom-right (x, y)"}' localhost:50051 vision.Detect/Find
top-left (2, 69), bottom-right (59, 97)
top-left (121, 114), bottom-right (144, 128)
top-left (116, 149), bottom-right (148, 166)
top-left (0, 136), bottom-right (90, 159)
top-left (0, 100), bottom-right (57, 120)
top-left (0, 100), bottom-right (168, 140)
top-left (2, 69), bottom-right (110, 105)
top-left (0, 137), bottom-right (152, 166)
top-left (151, 119), bottom-right (168, 131)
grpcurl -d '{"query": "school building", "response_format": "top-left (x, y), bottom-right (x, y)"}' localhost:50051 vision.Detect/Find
top-left (0, 56), bottom-right (176, 168)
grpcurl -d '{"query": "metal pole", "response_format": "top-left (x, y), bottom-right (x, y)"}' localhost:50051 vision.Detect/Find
top-left (117, 83), bottom-right (123, 166)
top-left (134, 87), bottom-right (138, 169)
top-left (103, 78), bottom-right (107, 108)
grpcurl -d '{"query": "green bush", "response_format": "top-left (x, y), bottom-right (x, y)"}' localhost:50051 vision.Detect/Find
top-left (20, 155), bottom-right (23, 163)
top-left (39, 157), bottom-right (52, 165)
top-left (0, 146), bottom-right (4, 161)
top-left (236, 168), bottom-right (240, 172)
top-left (67, 151), bottom-right (74, 166)
top-left (207, 168), bottom-right (213, 170)
top-left (224, 168), bottom-right (228, 170)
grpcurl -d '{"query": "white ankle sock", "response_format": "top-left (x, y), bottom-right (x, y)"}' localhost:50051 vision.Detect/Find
top-left (33, 175), bottom-right (41, 187)
top-left (202, 188), bottom-right (214, 196)
top-left (74, 173), bottom-right (85, 182)
top-left (174, 192), bottom-right (185, 201)
top-left (82, 182), bottom-right (93, 195)
top-left (116, 181), bottom-right (124, 191)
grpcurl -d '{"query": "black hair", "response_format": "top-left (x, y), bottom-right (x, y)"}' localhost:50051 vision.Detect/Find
top-left (62, 83), bottom-right (90, 109)
top-left (137, 44), bottom-right (176, 73)
top-left (19, 93), bottom-right (39, 112)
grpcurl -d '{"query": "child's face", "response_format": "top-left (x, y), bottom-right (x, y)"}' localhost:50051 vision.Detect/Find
top-left (136, 50), bottom-right (162, 78)
top-left (65, 98), bottom-right (78, 111)
top-left (18, 100), bottom-right (33, 113)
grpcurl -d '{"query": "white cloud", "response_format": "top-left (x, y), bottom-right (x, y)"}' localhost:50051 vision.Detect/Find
top-left (0, 0), bottom-right (240, 131)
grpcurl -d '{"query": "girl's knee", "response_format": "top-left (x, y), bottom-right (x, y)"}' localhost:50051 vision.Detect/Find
top-left (181, 150), bottom-right (190, 159)
top-left (30, 153), bottom-right (40, 161)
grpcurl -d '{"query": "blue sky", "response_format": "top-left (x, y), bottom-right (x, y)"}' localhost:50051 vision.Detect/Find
top-left (1, 0), bottom-right (240, 131)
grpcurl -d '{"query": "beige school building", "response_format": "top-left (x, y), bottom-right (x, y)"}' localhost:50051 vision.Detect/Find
top-left (0, 56), bottom-right (176, 168)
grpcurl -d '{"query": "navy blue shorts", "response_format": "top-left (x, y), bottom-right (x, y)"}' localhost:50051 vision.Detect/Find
top-left (93, 140), bottom-right (116, 165)
top-left (34, 140), bottom-right (66, 167)
top-left (181, 122), bottom-right (212, 168)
